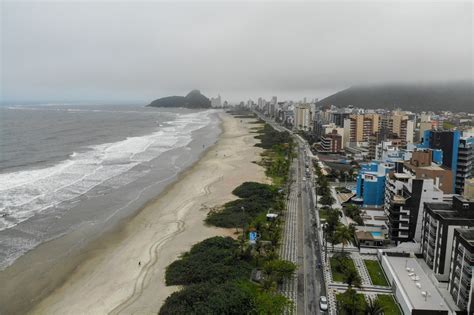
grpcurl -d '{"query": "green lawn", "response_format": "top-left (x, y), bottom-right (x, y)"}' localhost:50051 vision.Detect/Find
top-left (364, 260), bottom-right (389, 286)
top-left (330, 256), bottom-right (356, 282)
top-left (376, 295), bottom-right (402, 315)
top-left (336, 293), bottom-right (367, 314)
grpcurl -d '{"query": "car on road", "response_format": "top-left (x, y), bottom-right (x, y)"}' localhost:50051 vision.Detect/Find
top-left (319, 296), bottom-right (328, 311)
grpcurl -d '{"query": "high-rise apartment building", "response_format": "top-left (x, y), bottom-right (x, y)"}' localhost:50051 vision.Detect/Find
top-left (448, 228), bottom-right (474, 313)
top-left (457, 137), bottom-right (474, 195)
top-left (380, 113), bottom-right (414, 145)
top-left (345, 114), bottom-right (380, 145)
top-left (421, 130), bottom-right (473, 194)
top-left (294, 104), bottom-right (312, 131)
top-left (421, 196), bottom-right (474, 281)
top-left (318, 129), bottom-right (342, 153)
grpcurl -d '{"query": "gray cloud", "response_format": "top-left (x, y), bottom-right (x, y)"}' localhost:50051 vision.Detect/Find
top-left (1, 1), bottom-right (472, 103)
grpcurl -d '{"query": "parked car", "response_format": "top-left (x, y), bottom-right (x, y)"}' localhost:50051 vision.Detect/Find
top-left (319, 296), bottom-right (328, 311)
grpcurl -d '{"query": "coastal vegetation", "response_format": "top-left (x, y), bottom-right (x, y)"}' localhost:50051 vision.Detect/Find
top-left (256, 123), bottom-right (294, 186)
top-left (165, 237), bottom-right (252, 286)
top-left (160, 119), bottom-right (296, 314)
top-left (205, 182), bottom-right (282, 228)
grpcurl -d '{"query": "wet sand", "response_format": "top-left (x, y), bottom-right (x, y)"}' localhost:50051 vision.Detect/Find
top-left (17, 113), bottom-right (268, 314)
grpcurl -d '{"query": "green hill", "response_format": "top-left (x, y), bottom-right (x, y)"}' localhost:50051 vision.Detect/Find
top-left (316, 82), bottom-right (473, 112)
top-left (148, 90), bottom-right (211, 109)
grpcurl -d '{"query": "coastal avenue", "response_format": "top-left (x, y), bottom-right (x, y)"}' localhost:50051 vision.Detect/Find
top-left (255, 113), bottom-right (327, 314)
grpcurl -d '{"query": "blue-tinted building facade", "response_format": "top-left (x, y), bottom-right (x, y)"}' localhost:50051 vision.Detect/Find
top-left (420, 130), bottom-right (461, 193)
top-left (355, 162), bottom-right (393, 207)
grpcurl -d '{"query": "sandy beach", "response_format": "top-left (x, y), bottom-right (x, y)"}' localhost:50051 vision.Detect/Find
top-left (27, 113), bottom-right (267, 314)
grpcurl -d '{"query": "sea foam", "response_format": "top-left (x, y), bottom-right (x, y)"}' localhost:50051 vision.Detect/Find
top-left (0, 110), bottom-right (214, 231)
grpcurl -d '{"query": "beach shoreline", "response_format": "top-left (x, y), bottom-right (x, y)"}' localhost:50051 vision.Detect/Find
top-left (1, 112), bottom-right (267, 314)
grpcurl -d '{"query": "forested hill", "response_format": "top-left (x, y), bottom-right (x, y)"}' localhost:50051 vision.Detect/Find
top-left (148, 90), bottom-right (211, 109)
top-left (316, 82), bottom-right (473, 112)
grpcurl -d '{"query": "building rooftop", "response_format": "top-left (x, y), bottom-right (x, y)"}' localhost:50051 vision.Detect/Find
top-left (456, 228), bottom-right (474, 247)
top-left (393, 173), bottom-right (412, 179)
top-left (425, 196), bottom-right (474, 221)
top-left (384, 256), bottom-right (450, 311)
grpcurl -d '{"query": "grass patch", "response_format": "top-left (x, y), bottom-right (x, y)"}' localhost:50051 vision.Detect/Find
top-left (336, 293), bottom-right (367, 314)
top-left (330, 256), bottom-right (356, 282)
top-left (364, 260), bottom-right (389, 286)
top-left (376, 295), bottom-right (402, 315)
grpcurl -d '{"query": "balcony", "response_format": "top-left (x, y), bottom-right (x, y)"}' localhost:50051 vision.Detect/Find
top-left (459, 288), bottom-right (469, 301)
top-left (428, 247), bottom-right (435, 256)
top-left (465, 254), bottom-right (474, 263)
top-left (399, 223), bottom-right (409, 230)
top-left (454, 267), bottom-right (461, 278)
top-left (391, 195), bottom-right (407, 205)
top-left (463, 265), bottom-right (472, 276)
top-left (428, 238), bottom-right (436, 249)
top-left (461, 275), bottom-right (471, 287)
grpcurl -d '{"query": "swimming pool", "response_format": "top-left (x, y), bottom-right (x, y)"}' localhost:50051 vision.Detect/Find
top-left (371, 231), bottom-right (382, 237)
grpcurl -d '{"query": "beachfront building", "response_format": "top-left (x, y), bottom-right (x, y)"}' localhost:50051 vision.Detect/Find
top-left (380, 254), bottom-right (453, 315)
top-left (448, 228), bottom-right (474, 313)
top-left (354, 162), bottom-right (393, 208)
top-left (421, 196), bottom-right (474, 281)
top-left (385, 172), bottom-right (445, 244)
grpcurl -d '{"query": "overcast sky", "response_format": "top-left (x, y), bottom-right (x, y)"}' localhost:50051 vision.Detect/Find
top-left (1, 0), bottom-right (472, 103)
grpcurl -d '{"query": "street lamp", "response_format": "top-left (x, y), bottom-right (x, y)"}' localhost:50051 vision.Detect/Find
top-left (322, 223), bottom-right (328, 263)
top-left (241, 206), bottom-right (245, 253)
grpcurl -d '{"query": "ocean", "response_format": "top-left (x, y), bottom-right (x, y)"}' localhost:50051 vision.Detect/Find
top-left (0, 104), bottom-right (221, 270)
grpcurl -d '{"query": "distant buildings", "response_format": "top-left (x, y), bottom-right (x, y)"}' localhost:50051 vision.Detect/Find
top-left (294, 104), bottom-right (312, 131)
top-left (210, 94), bottom-right (222, 108)
top-left (318, 129), bottom-right (342, 153)
top-left (345, 113), bottom-right (380, 145)
top-left (420, 130), bottom-right (474, 194)
top-left (380, 112), bottom-right (414, 145)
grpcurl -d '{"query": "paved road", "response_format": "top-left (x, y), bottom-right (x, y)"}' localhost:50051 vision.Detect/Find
top-left (255, 112), bottom-right (327, 314)
top-left (296, 139), bottom-right (327, 315)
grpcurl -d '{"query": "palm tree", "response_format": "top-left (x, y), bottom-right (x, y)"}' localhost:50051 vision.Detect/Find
top-left (344, 268), bottom-right (362, 288)
top-left (326, 209), bottom-right (341, 251)
top-left (335, 225), bottom-right (353, 253)
top-left (365, 298), bottom-right (383, 315)
top-left (320, 194), bottom-right (335, 207)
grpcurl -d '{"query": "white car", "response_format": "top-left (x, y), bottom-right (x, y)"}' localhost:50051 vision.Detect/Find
top-left (319, 296), bottom-right (328, 311)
